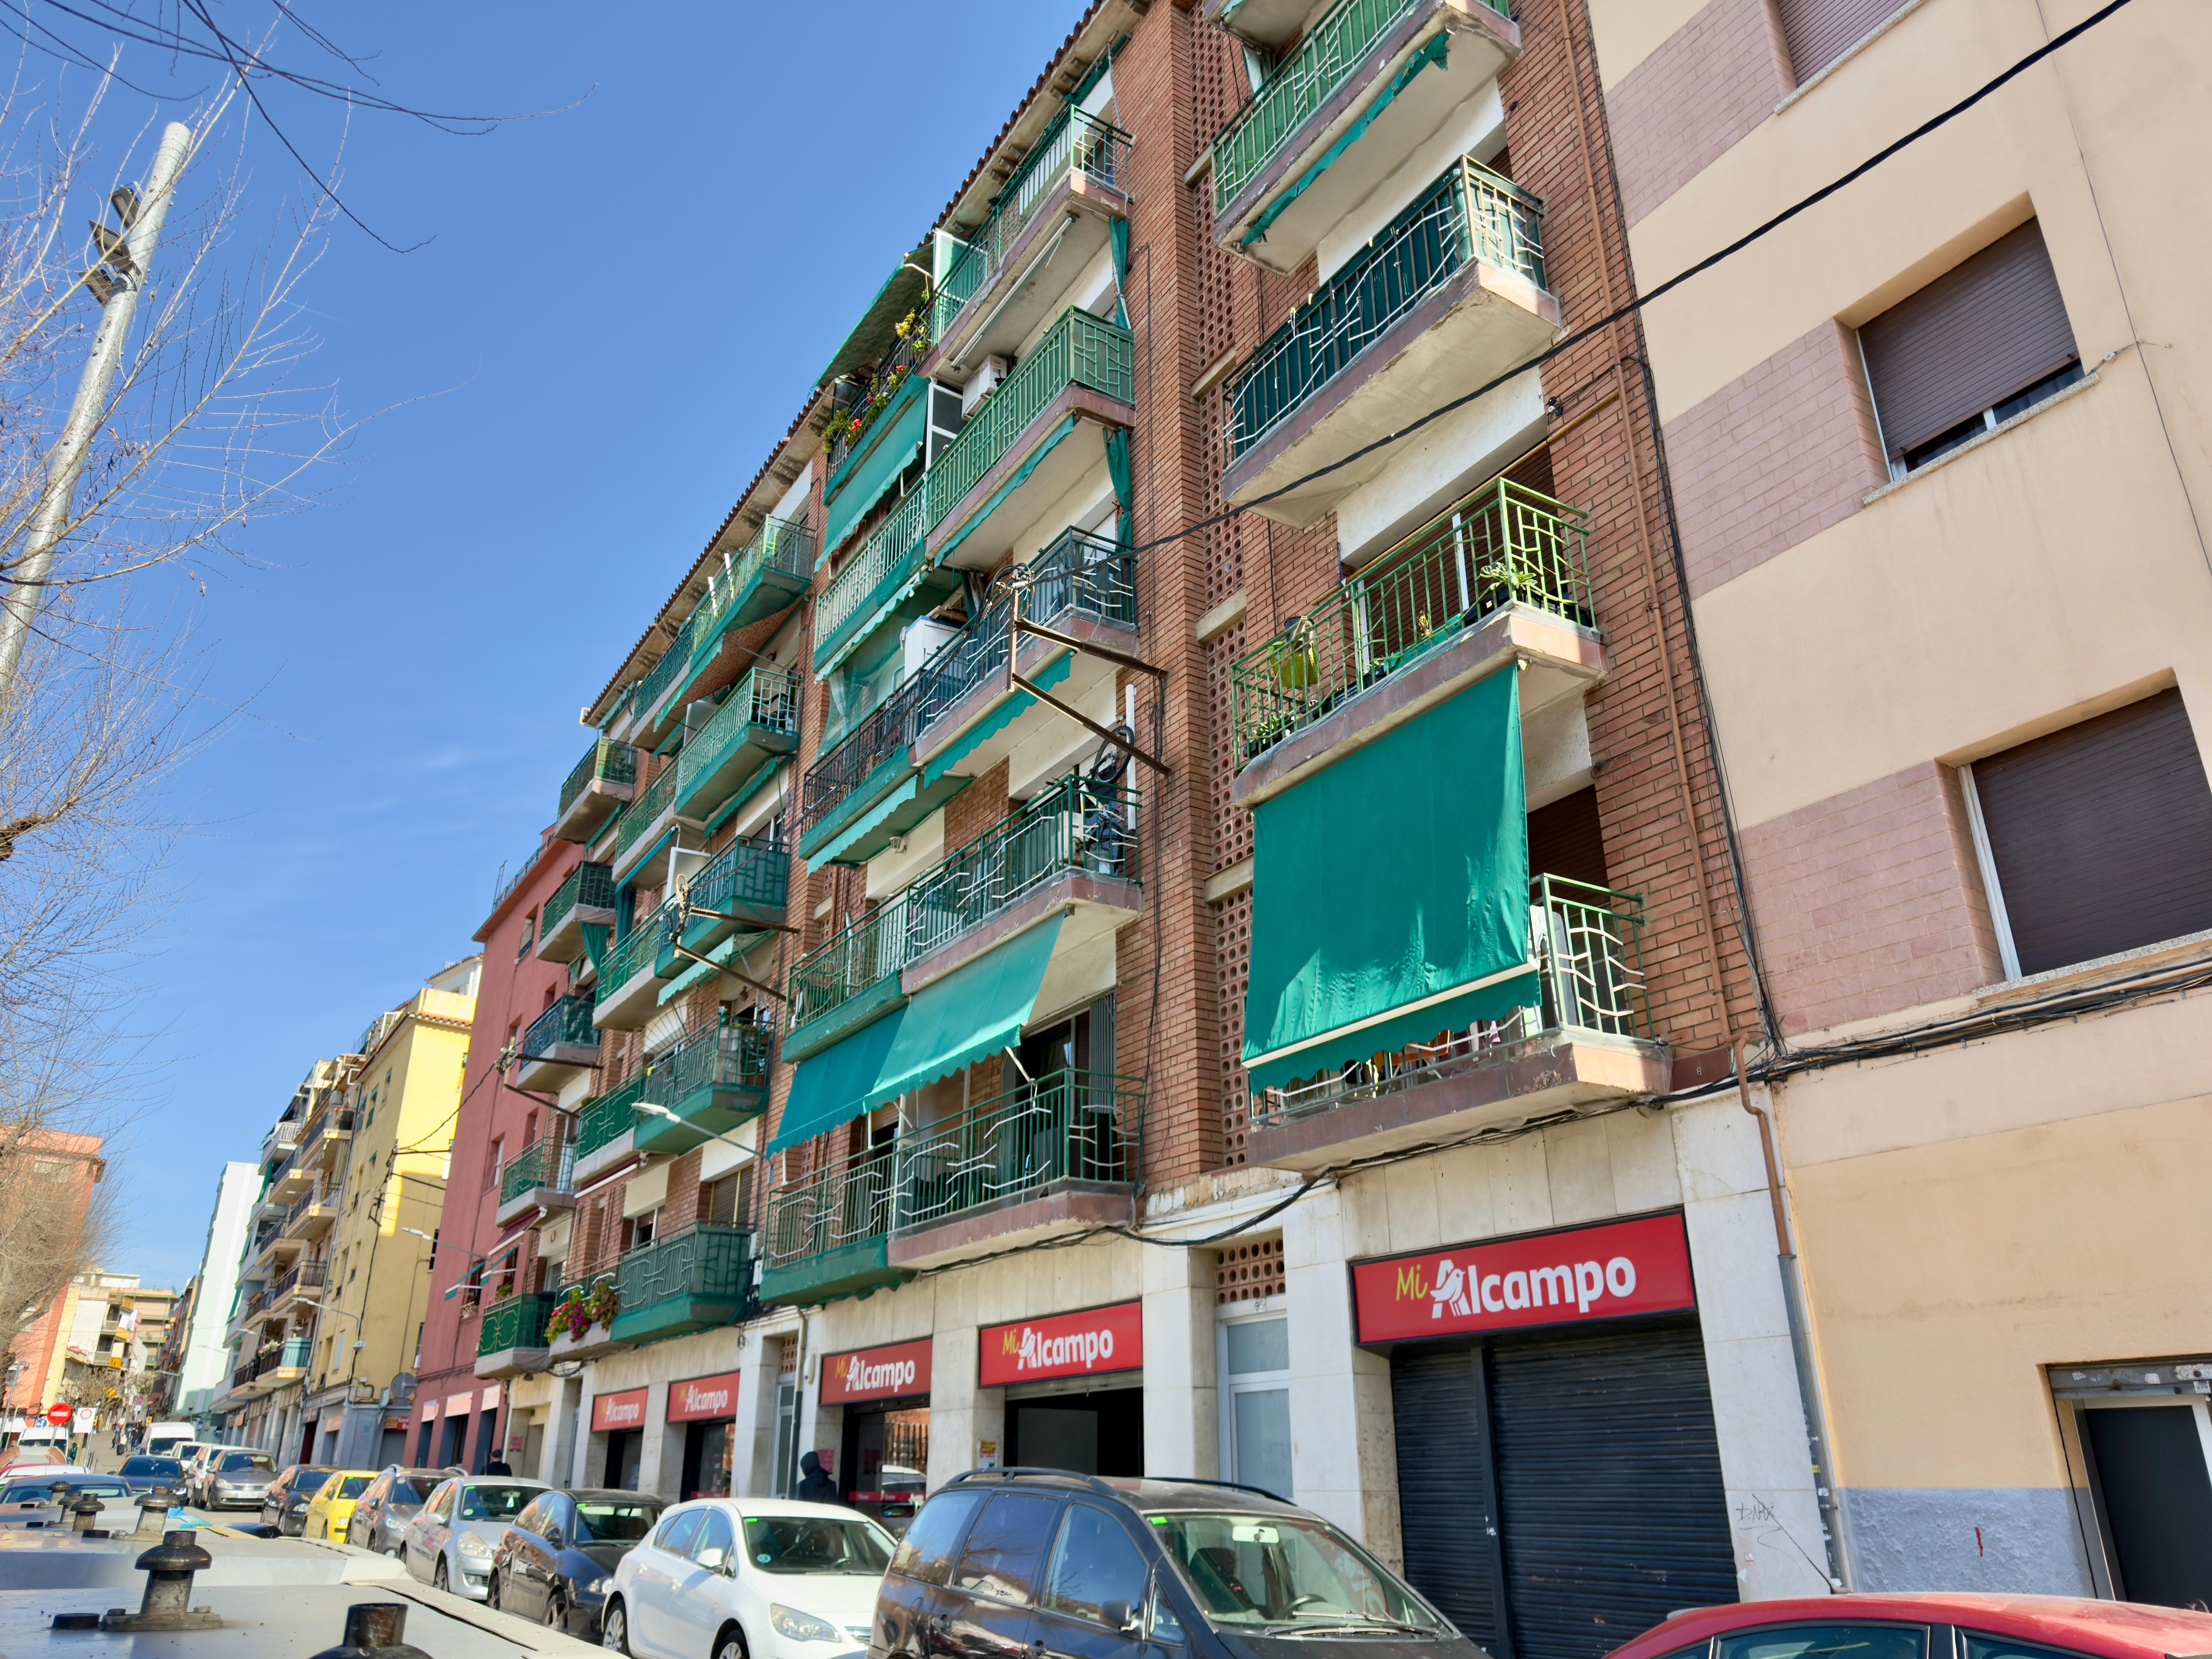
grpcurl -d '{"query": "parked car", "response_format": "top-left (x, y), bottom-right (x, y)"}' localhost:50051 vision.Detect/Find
top-left (869, 1473), bottom-right (1469, 1659)
top-left (0, 1471), bottom-right (138, 1531)
top-left (487, 1487), bottom-right (664, 1639)
top-left (142, 1421), bottom-right (196, 1459)
top-left (191, 1446), bottom-right (276, 1511)
top-left (1605, 1595), bottom-right (2212, 1659)
top-left (601, 1499), bottom-right (894, 1659)
top-left (346, 1467), bottom-right (448, 1555)
top-left (259, 1463), bottom-right (335, 1532)
top-left (302, 1469), bottom-right (380, 1541)
top-left (115, 1456), bottom-right (187, 1499)
top-left (400, 1474), bottom-right (548, 1599)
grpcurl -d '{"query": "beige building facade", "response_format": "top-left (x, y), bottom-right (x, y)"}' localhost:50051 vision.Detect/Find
top-left (1591, 0), bottom-right (2212, 1602)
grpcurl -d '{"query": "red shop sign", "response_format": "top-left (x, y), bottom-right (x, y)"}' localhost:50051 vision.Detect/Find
top-left (823, 1338), bottom-right (933, 1406)
top-left (979, 1301), bottom-right (1142, 1389)
top-left (667, 1371), bottom-right (741, 1425)
top-left (1352, 1212), bottom-right (1698, 1344)
top-left (591, 1388), bottom-right (649, 1432)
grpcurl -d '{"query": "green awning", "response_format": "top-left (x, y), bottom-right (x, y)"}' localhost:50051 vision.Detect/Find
top-left (934, 414), bottom-right (1081, 566)
top-left (812, 773), bottom-right (921, 866)
top-left (819, 251), bottom-right (932, 389)
top-left (920, 650), bottom-right (1075, 787)
top-left (766, 915), bottom-right (1064, 1157)
top-left (825, 379), bottom-right (928, 558)
top-left (769, 1006), bottom-right (907, 1157)
top-left (1242, 668), bottom-right (1535, 1092)
top-left (867, 913), bottom-right (1063, 1109)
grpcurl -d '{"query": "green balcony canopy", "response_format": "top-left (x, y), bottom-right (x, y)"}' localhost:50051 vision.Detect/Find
top-left (825, 379), bottom-right (927, 558)
top-left (1242, 668), bottom-right (1535, 1093)
top-left (818, 250), bottom-right (931, 390)
top-left (768, 1004), bottom-right (906, 1158)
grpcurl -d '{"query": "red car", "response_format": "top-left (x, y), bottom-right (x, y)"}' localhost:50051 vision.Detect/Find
top-left (1606, 1595), bottom-right (2212, 1659)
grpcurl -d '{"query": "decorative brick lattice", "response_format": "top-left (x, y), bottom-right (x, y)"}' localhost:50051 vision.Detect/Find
top-left (1216, 1236), bottom-right (1284, 1303)
top-left (1214, 891), bottom-right (1252, 1167)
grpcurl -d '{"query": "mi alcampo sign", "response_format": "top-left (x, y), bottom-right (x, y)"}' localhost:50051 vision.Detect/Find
top-left (1351, 1212), bottom-right (1697, 1344)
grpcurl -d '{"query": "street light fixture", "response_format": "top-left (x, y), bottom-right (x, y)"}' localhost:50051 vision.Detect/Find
top-left (629, 1100), bottom-right (758, 1164)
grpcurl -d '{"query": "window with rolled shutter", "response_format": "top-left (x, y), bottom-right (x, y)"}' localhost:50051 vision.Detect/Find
top-left (1775, 0), bottom-right (1904, 83)
top-left (1966, 689), bottom-right (2212, 978)
top-left (1858, 221), bottom-right (2080, 472)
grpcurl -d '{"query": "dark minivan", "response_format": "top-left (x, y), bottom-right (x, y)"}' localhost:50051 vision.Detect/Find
top-left (871, 1471), bottom-right (1481, 1659)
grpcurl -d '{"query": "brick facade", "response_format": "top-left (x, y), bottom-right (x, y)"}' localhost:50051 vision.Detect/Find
top-left (1665, 318), bottom-right (1888, 597)
top-left (1605, 0), bottom-right (1793, 227)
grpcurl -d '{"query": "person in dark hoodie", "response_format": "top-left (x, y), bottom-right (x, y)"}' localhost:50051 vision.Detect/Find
top-left (795, 1450), bottom-right (839, 1504)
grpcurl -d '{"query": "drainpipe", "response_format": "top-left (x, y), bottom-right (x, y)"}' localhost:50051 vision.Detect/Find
top-left (1734, 1035), bottom-right (1852, 1592)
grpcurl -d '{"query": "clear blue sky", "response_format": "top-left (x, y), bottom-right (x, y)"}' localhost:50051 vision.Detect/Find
top-left (104, 2), bottom-right (1083, 1290)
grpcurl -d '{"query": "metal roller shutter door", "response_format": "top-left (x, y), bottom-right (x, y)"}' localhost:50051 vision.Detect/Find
top-left (1488, 1322), bottom-right (1739, 1659)
top-left (1391, 1345), bottom-right (1507, 1652)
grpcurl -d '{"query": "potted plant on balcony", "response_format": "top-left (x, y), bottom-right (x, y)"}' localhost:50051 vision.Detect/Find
top-left (547, 1280), bottom-right (618, 1343)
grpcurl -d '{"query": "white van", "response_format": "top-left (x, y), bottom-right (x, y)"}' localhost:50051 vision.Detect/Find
top-left (143, 1422), bottom-right (195, 1459)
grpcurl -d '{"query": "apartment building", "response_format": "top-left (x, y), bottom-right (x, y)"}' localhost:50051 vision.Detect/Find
top-left (211, 960), bottom-right (478, 1462)
top-left (2, 1128), bottom-right (108, 1421)
top-left (173, 1163), bottom-right (258, 1425)
top-left (1586, 0), bottom-right (2212, 1608)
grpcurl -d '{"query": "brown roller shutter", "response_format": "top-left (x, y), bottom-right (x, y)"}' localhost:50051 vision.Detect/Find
top-left (1972, 689), bottom-right (2212, 976)
top-left (1859, 221), bottom-right (2079, 462)
top-left (1527, 785), bottom-right (1608, 890)
top-left (1775, 0), bottom-right (1903, 82)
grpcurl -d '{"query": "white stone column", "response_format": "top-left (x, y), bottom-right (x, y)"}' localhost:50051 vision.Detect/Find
top-left (925, 1323), bottom-right (1002, 1489)
top-left (544, 1375), bottom-right (583, 1487)
top-left (1283, 1184), bottom-right (1403, 1568)
top-left (735, 1330), bottom-right (784, 1497)
top-left (1141, 1244), bottom-right (1217, 1479)
top-left (640, 1381), bottom-right (679, 1501)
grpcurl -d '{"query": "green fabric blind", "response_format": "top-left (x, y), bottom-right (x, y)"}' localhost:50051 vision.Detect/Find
top-left (825, 384), bottom-right (927, 557)
top-left (934, 415), bottom-right (1080, 566)
top-left (769, 1006), bottom-right (907, 1157)
top-left (1242, 668), bottom-right (1535, 1092)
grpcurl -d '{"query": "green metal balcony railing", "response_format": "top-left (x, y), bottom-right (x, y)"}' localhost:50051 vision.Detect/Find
top-left (763, 1148), bottom-right (896, 1271)
top-left (928, 309), bottom-right (1135, 532)
top-left (476, 1291), bottom-right (558, 1357)
top-left (1227, 157), bottom-right (1544, 462)
top-left (897, 1070), bottom-right (1142, 1229)
top-left (799, 675), bottom-right (924, 838)
top-left (520, 995), bottom-right (598, 1063)
top-left (541, 863), bottom-right (617, 940)
top-left (574, 1075), bottom-right (647, 1160)
top-left (828, 327), bottom-right (930, 477)
top-left (934, 109), bottom-right (1133, 340)
top-left (499, 1137), bottom-right (575, 1207)
top-left (1231, 477), bottom-right (1590, 761)
top-left (689, 516), bottom-right (815, 658)
top-left (674, 666), bottom-right (801, 807)
top-left (636, 611), bottom-right (701, 719)
top-left (789, 772), bottom-right (1140, 1030)
top-left (674, 834), bottom-right (788, 938)
top-left (613, 1223), bottom-right (754, 1322)
top-left (597, 900), bottom-right (678, 1001)
top-left (1211, 0), bottom-right (1511, 214)
top-left (639, 1020), bottom-right (772, 1112)
top-left (613, 763), bottom-right (680, 862)
top-left (559, 738), bottom-right (636, 817)
top-left (817, 482), bottom-right (931, 660)
top-left (1248, 875), bottom-right (1649, 1126)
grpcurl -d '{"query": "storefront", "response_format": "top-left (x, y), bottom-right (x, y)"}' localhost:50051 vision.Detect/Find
top-left (1359, 1213), bottom-right (1738, 1659)
top-left (591, 1388), bottom-right (648, 1490)
top-left (668, 1371), bottom-right (743, 1500)
top-left (823, 1338), bottom-right (932, 1528)
top-left (981, 1301), bottom-right (1142, 1477)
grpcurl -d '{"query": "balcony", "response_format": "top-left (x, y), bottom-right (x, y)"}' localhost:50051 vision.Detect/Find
top-left (270, 1258), bottom-right (329, 1311)
top-left (632, 1023), bottom-right (771, 1159)
top-left (474, 1291), bottom-right (559, 1380)
top-left (572, 1076), bottom-right (646, 1185)
top-left (785, 772), bottom-right (1143, 1061)
top-left (244, 1222), bottom-right (296, 1273)
top-left (1210, 0), bottom-right (1519, 277)
top-left (633, 609), bottom-right (702, 737)
top-left (933, 110), bottom-right (1133, 373)
top-left (545, 1268), bottom-right (630, 1364)
top-left (610, 760), bottom-right (699, 885)
top-left (554, 739), bottom-right (637, 844)
top-left (1230, 478), bottom-right (1603, 806)
top-left (671, 665), bottom-right (801, 824)
top-left (670, 516), bottom-right (815, 708)
top-left (664, 833), bottom-right (789, 974)
top-left (593, 902), bottom-right (680, 1032)
top-left (494, 1137), bottom-right (576, 1229)
top-left (302, 1107), bottom-right (354, 1167)
top-left (254, 1334), bottom-right (312, 1384)
top-left (760, 1152), bottom-right (906, 1307)
top-left (1244, 876), bottom-right (1669, 1169)
top-left (515, 995), bottom-right (603, 1093)
top-left (608, 1224), bottom-right (756, 1344)
top-left (280, 1189), bottom-right (337, 1243)
top-left (263, 1112), bottom-right (302, 1160)
top-left (925, 307), bottom-right (1135, 572)
top-left (814, 480), bottom-right (957, 679)
top-left (891, 1070), bottom-right (1142, 1268)
top-left (1223, 158), bottom-right (1559, 525)
top-left (795, 671), bottom-right (945, 868)
top-left (537, 863), bottom-right (618, 965)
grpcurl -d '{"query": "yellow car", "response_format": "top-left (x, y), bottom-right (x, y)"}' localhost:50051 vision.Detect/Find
top-left (302, 1469), bottom-right (379, 1542)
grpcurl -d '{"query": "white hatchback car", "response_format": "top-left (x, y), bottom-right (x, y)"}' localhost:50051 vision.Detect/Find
top-left (601, 1499), bottom-right (895, 1659)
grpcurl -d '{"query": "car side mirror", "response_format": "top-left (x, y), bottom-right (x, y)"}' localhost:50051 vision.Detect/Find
top-left (548, 1530), bottom-right (565, 1550)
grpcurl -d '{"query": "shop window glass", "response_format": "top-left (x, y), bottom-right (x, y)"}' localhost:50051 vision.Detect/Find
top-left (954, 1491), bottom-right (1063, 1605)
top-left (891, 1489), bottom-right (985, 1586)
top-left (1716, 1627), bottom-right (1926, 1659)
top-left (1042, 1504), bottom-right (1150, 1627)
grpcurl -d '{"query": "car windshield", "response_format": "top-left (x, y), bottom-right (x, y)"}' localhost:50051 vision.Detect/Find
top-left (1150, 1513), bottom-right (1443, 1633)
top-left (387, 1478), bottom-right (427, 1506)
top-left (458, 1484), bottom-right (537, 1522)
top-left (291, 1468), bottom-right (334, 1494)
top-left (576, 1499), bottom-right (663, 1544)
top-left (121, 1458), bottom-right (180, 1477)
top-left (2, 1478), bottom-right (124, 1503)
top-left (743, 1515), bottom-right (896, 1575)
top-left (336, 1476), bottom-right (374, 1499)
top-left (221, 1453), bottom-right (273, 1473)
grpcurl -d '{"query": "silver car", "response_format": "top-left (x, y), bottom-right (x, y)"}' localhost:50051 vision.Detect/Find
top-left (191, 1446), bottom-right (276, 1510)
top-left (400, 1474), bottom-right (547, 1599)
top-left (346, 1466), bottom-right (451, 1554)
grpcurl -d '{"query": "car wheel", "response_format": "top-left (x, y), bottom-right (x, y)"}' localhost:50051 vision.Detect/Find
top-left (543, 1595), bottom-right (565, 1631)
top-left (485, 1570), bottom-right (502, 1611)
top-left (601, 1599), bottom-right (630, 1654)
top-left (433, 1557), bottom-right (450, 1592)
top-left (716, 1627), bottom-right (750, 1659)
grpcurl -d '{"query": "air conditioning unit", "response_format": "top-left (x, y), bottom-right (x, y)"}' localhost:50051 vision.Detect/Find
top-left (961, 356), bottom-right (1014, 416)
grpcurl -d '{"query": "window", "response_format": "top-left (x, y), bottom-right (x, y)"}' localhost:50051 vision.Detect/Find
top-left (486, 1139), bottom-right (504, 1194)
top-left (1715, 1627), bottom-right (1926, 1659)
top-left (890, 1489), bottom-right (986, 1586)
top-left (426, 1482), bottom-right (456, 1523)
top-left (1042, 1504), bottom-right (1151, 1627)
top-left (701, 1174), bottom-right (743, 1228)
top-left (1774, 0), bottom-right (1902, 82)
top-left (1961, 1637), bottom-right (2097, 1659)
top-left (745, 1515), bottom-right (896, 1574)
top-left (953, 1491), bottom-right (1062, 1605)
top-left (1963, 689), bottom-right (2212, 978)
top-left (1219, 1310), bottom-right (1292, 1501)
top-left (1859, 221), bottom-right (2080, 480)
top-left (692, 1507), bottom-right (735, 1572)
top-left (654, 1508), bottom-right (705, 1557)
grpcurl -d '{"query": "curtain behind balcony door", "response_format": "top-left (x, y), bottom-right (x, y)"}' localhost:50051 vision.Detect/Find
top-left (1242, 668), bottom-right (1535, 1093)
